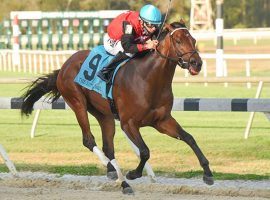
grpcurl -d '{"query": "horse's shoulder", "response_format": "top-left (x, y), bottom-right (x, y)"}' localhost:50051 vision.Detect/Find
top-left (123, 51), bottom-right (152, 67)
top-left (133, 51), bottom-right (151, 60)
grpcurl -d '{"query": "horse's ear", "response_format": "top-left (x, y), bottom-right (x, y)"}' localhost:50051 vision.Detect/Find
top-left (179, 18), bottom-right (186, 25)
top-left (164, 23), bottom-right (174, 32)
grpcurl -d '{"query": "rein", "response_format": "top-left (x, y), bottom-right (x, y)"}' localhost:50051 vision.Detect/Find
top-left (156, 27), bottom-right (197, 69)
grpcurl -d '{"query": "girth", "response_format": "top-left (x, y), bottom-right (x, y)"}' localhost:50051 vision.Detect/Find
top-left (106, 81), bottom-right (120, 120)
top-left (108, 98), bottom-right (120, 120)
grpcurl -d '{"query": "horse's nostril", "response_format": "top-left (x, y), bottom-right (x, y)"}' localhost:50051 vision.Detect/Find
top-left (197, 61), bottom-right (202, 69)
top-left (190, 58), bottom-right (197, 67)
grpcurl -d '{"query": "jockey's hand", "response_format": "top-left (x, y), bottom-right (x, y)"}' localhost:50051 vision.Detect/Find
top-left (145, 40), bottom-right (159, 49)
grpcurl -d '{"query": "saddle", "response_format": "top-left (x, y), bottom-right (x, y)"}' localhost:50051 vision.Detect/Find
top-left (74, 45), bottom-right (129, 119)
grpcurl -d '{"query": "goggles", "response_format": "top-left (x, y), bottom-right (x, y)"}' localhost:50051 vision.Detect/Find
top-left (144, 22), bottom-right (159, 29)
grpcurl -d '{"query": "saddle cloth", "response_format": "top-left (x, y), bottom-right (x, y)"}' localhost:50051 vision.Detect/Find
top-left (74, 45), bottom-right (129, 99)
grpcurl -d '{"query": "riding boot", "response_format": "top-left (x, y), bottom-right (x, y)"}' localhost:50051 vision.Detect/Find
top-left (98, 52), bottom-right (129, 83)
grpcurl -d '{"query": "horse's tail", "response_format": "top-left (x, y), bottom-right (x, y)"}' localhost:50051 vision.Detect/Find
top-left (21, 69), bottom-right (61, 116)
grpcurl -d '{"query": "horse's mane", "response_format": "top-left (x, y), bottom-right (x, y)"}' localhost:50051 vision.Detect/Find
top-left (133, 22), bottom-right (187, 59)
top-left (158, 22), bottom-right (187, 42)
top-left (133, 50), bottom-right (150, 58)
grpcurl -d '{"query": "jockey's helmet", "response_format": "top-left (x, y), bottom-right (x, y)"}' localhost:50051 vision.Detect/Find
top-left (139, 4), bottom-right (162, 25)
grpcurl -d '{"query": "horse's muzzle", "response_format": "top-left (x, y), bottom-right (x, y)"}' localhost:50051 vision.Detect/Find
top-left (188, 55), bottom-right (202, 75)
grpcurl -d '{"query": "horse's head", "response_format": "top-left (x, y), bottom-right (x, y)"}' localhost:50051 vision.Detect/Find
top-left (160, 19), bottom-right (202, 75)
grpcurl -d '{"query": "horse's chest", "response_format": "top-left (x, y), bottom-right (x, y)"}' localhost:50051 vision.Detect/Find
top-left (141, 105), bottom-right (168, 125)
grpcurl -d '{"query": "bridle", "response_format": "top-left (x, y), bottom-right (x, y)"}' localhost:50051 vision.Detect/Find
top-left (156, 27), bottom-right (198, 69)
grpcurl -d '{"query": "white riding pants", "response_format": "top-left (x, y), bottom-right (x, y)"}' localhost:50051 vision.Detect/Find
top-left (103, 34), bottom-right (133, 57)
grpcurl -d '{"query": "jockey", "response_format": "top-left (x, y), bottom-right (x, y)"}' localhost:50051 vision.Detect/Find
top-left (98, 4), bottom-right (162, 83)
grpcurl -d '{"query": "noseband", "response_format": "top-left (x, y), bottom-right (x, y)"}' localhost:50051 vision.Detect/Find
top-left (156, 27), bottom-right (198, 69)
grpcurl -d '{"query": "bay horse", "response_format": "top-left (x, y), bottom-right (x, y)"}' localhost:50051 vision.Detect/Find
top-left (20, 20), bottom-right (214, 194)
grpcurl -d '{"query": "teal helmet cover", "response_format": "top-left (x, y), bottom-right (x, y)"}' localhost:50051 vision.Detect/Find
top-left (139, 4), bottom-right (162, 25)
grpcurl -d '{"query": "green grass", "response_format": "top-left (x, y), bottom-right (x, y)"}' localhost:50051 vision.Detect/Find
top-left (0, 163), bottom-right (102, 176)
top-left (1, 82), bottom-right (270, 98)
top-left (0, 71), bottom-right (41, 78)
top-left (0, 82), bottom-right (269, 180)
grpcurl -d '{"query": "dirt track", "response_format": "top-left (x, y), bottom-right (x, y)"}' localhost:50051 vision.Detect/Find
top-left (0, 172), bottom-right (269, 200)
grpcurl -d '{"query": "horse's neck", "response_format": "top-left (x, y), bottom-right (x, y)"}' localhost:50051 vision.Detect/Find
top-left (142, 36), bottom-right (177, 87)
top-left (152, 54), bottom-right (176, 83)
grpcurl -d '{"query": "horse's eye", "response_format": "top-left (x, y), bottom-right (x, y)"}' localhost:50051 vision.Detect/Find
top-left (176, 39), bottom-right (181, 44)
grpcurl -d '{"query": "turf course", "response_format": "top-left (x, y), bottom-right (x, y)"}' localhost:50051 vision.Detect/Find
top-left (1, 38), bottom-right (269, 179)
top-left (0, 82), bottom-right (269, 180)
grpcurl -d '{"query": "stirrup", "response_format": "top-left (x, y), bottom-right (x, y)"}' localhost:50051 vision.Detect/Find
top-left (97, 71), bottom-right (111, 83)
top-left (97, 71), bottom-right (108, 81)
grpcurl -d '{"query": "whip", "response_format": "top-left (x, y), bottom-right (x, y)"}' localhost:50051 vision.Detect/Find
top-left (157, 0), bottom-right (173, 40)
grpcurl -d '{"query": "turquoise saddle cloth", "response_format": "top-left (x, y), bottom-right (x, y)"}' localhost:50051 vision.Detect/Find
top-left (74, 46), bottom-right (128, 99)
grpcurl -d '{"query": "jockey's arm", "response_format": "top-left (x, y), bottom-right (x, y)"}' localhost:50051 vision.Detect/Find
top-left (121, 21), bottom-right (147, 54)
top-left (151, 29), bottom-right (160, 40)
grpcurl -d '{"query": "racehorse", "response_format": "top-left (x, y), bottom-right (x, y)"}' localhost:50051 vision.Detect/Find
top-left (20, 20), bottom-right (214, 194)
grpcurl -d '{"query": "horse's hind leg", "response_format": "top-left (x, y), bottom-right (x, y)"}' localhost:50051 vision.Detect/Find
top-left (67, 99), bottom-right (97, 151)
top-left (88, 109), bottom-right (133, 194)
top-left (60, 90), bottom-right (108, 165)
top-left (88, 110), bottom-right (117, 179)
top-left (66, 97), bottom-right (132, 193)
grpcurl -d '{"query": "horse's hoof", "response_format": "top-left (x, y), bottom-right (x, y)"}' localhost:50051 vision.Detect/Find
top-left (107, 171), bottom-right (118, 180)
top-left (149, 175), bottom-right (157, 183)
top-left (126, 170), bottom-right (142, 180)
top-left (121, 181), bottom-right (134, 195)
top-left (203, 175), bottom-right (214, 185)
top-left (122, 186), bottom-right (134, 195)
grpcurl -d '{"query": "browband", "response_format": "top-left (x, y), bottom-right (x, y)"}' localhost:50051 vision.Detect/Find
top-left (170, 27), bottom-right (187, 35)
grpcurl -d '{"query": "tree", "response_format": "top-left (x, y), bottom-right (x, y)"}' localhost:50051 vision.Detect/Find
top-left (0, 0), bottom-right (270, 28)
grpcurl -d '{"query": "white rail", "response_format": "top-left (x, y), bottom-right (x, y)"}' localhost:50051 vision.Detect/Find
top-left (0, 144), bottom-right (17, 175)
top-left (0, 49), bottom-right (76, 74)
top-left (0, 96), bottom-right (269, 139)
top-left (192, 28), bottom-right (270, 44)
top-left (201, 53), bottom-right (270, 59)
top-left (0, 50), bottom-right (269, 89)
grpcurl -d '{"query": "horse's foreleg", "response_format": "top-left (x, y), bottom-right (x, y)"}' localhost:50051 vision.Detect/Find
top-left (122, 121), bottom-right (150, 180)
top-left (155, 116), bottom-right (214, 185)
top-left (122, 131), bottom-right (156, 182)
